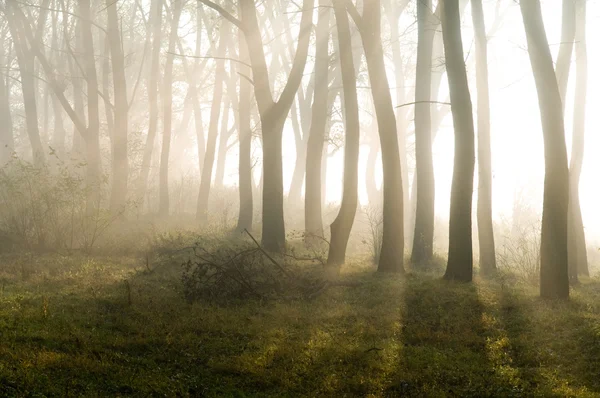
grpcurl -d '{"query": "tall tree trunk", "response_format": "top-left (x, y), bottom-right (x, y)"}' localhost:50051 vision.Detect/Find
top-left (214, 98), bottom-right (232, 190)
top-left (520, 0), bottom-right (570, 299)
top-left (158, 0), bottom-right (183, 216)
top-left (137, 0), bottom-right (162, 206)
top-left (0, 37), bottom-right (14, 164)
top-left (305, 0), bottom-right (331, 242)
top-left (197, 23), bottom-right (229, 221)
top-left (106, 0), bottom-right (130, 211)
top-left (6, 5), bottom-right (45, 167)
top-left (442, 0), bottom-right (476, 282)
top-left (411, 0), bottom-right (436, 267)
top-left (327, 0), bottom-right (359, 266)
top-left (353, 0), bottom-right (405, 273)
top-left (472, 0), bottom-right (497, 276)
top-left (568, 0), bottom-right (589, 279)
top-left (236, 26), bottom-right (253, 233)
top-left (555, 0), bottom-right (576, 112)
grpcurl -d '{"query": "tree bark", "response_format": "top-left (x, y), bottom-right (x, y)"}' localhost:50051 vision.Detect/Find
top-left (472, 0), bottom-right (497, 276)
top-left (327, 0), bottom-right (359, 266)
top-left (0, 34), bottom-right (14, 164)
top-left (411, 0), bottom-right (436, 267)
top-left (442, 0), bottom-right (476, 282)
top-left (520, 0), bottom-right (570, 299)
top-left (158, 0), bottom-right (183, 216)
top-left (555, 0), bottom-right (576, 112)
top-left (305, 0), bottom-right (331, 243)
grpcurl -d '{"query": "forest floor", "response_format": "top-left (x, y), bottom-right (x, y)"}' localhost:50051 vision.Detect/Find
top-left (1, 252), bottom-right (600, 397)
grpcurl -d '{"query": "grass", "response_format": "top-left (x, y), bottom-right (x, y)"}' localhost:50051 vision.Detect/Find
top-left (1, 253), bottom-right (600, 397)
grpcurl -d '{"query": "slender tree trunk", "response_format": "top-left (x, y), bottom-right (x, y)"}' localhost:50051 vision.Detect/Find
top-left (411, 0), bottom-right (436, 267)
top-left (327, 0), bottom-right (359, 266)
top-left (158, 0), bottom-right (183, 216)
top-left (137, 0), bottom-right (162, 206)
top-left (520, 0), bottom-right (570, 299)
top-left (568, 0), bottom-right (589, 279)
top-left (555, 0), bottom-right (576, 112)
top-left (0, 38), bottom-right (14, 164)
top-left (472, 0), bottom-right (497, 276)
top-left (356, 0), bottom-right (405, 273)
top-left (197, 23), bottom-right (229, 221)
top-left (236, 26), bottom-right (253, 233)
top-left (305, 0), bottom-right (331, 242)
top-left (214, 99), bottom-right (232, 190)
top-left (442, 0), bottom-right (476, 282)
top-left (106, 0), bottom-right (130, 211)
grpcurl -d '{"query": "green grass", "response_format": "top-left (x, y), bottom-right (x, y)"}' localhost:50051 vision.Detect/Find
top-left (1, 253), bottom-right (599, 397)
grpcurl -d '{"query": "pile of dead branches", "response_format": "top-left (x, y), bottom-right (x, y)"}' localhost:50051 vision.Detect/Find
top-left (181, 231), bottom-right (330, 302)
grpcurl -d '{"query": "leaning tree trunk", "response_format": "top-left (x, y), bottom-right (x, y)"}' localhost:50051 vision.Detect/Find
top-left (520, 0), bottom-right (570, 300)
top-left (442, 0), bottom-right (476, 282)
top-left (568, 0), bottom-right (589, 279)
top-left (305, 0), bottom-right (331, 243)
top-left (106, 0), bottom-right (129, 212)
top-left (197, 22), bottom-right (229, 222)
top-left (471, 0), bottom-right (497, 276)
top-left (355, 0), bottom-right (405, 273)
top-left (327, 0), bottom-right (359, 266)
top-left (158, 0), bottom-right (183, 216)
top-left (411, 0), bottom-right (436, 267)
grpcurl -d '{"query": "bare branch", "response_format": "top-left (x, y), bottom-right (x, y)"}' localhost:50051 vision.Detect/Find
top-left (197, 0), bottom-right (244, 31)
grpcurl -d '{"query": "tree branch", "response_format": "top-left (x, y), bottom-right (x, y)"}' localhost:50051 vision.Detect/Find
top-left (197, 0), bottom-right (244, 31)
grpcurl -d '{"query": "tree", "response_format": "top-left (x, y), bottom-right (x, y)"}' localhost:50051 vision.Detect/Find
top-left (411, 0), bottom-right (436, 267)
top-left (326, 0), bottom-right (359, 266)
top-left (158, 0), bottom-right (183, 217)
top-left (568, 0), bottom-right (589, 279)
top-left (520, 0), bottom-right (570, 299)
top-left (441, 0), bottom-right (476, 282)
top-left (106, 0), bottom-right (129, 211)
top-left (471, 0), bottom-right (497, 276)
top-left (346, 0), bottom-right (405, 273)
top-left (305, 0), bottom-right (331, 242)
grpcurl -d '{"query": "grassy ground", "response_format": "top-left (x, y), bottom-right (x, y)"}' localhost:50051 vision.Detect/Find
top-left (1, 253), bottom-right (599, 397)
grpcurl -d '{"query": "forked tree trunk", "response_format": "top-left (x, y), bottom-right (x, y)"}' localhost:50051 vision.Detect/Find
top-left (568, 0), bottom-right (589, 279)
top-left (305, 0), bottom-right (331, 243)
top-left (158, 0), bottom-right (183, 216)
top-left (327, 0), bottom-right (359, 266)
top-left (411, 0), bottom-right (436, 267)
top-left (520, 0), bottom-right (570, 299)
top-left (442, 0), bottom-right (476, 282)
top-left (471, 0), bottom-right (497, 276)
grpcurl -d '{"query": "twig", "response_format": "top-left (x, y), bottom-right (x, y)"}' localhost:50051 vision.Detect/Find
top-left (243, 229), bottom-right (294, 278)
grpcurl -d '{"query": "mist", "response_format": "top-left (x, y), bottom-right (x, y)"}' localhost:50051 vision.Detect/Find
top-left (1, 0), bottom-right (599, 395)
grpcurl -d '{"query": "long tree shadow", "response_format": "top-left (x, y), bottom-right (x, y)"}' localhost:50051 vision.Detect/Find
top-left (386, 274), bottom-right (522, 397)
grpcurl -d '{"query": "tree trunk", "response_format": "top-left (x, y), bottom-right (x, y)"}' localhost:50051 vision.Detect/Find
top-left (106, 0), bottom-right (130, 211)
top-left (411, 0), bottom-right (436, 267)
top-left (442, 0), bottom-right (476, 282)
top-left (327, 0), bottom-right (359, 266)
top-left (0, 37), bottom-right (14, 164)
top-left (568, 0), bottom-right (589, 279)
top-left (520, 0), bottom-right (570, 300)
top-left (236, 27), bottom-right (253, 233)
top-left (137, 0), bottom-right (162, 207)
top-left (197, 22), bottom-right (229, 221)
top-left (305, 0), bottom-right (331, 243)
top-left (555, 0), bottom-right (576, 112)
top-left (214, 98), bottom-right (232, 191)
top-left (472, 0), bottom-right (497, 276)
top-left (357, 0), bottom-right (405, 273)
top-left (158, 0), bottom-right (183, 217)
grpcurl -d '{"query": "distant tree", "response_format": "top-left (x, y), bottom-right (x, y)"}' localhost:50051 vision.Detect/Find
top-left (441, 0), bottom-right (476, 282)
top-left (0, 28), bottom-right (14, 165)
top-left (568, 0), bottom-right (589, 279)
top-left (471, 0), bottom-right (497, 276)
top-left (520, 0), bottom-right (570, 299)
